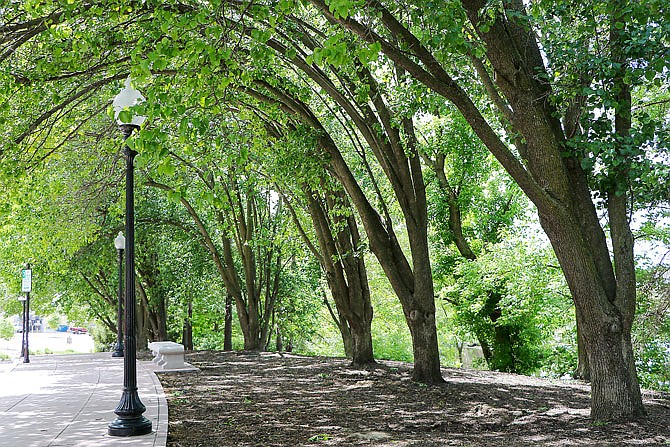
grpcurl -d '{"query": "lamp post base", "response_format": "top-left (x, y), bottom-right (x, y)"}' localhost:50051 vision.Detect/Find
top-left (108, 415), bottom-right (152, 436)
top-left (109, 389), bottom-right (152, 437)
top-left (112, 342), bottom-right (124, 358)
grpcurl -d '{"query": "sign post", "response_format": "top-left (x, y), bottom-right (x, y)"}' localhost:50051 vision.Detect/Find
top-left (21, 265), bottom-right (31, 363)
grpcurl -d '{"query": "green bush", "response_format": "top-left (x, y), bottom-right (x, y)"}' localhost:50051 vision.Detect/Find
top-left (91, 324), bottom-right (116, 352)
top-left (636, 342), bottom-right (670, 392)
top-left (539, 343), bottom-right (578, 378)
top-left (437, 234), bottom-right (573, 375)
top-left (372, 324), bottom-right (413, 363)
top-left (193, 331), bottom-right (244, 351)
top-left (0, 318), bottom-right (14, 341)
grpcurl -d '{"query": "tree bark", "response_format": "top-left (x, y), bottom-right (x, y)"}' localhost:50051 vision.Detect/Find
top-left (573, 314), bottom-right (591, 381)
top-left (224, 293), bottom-right (233, 351)
top-left (182, 298), bottom-right (193, 351)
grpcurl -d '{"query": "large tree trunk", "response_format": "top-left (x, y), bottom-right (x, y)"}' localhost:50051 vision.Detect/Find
top-left (539, 206), bottom-right (644, 419)
top-left (461, 0), bottom-right (643, 419)
top-left (403, 201), bottom-right (442, 383)
top-left (406, 296), bottom-right (441, 382)
top-left (349, 322), bottom-right (373, 366)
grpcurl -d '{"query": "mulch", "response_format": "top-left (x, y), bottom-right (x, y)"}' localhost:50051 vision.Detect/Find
top-left (157, 350), bottom-right (670, 447)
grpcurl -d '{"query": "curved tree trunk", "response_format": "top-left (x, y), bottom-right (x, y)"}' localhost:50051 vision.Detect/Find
top-left (541, 210), bottom-right (644, 420)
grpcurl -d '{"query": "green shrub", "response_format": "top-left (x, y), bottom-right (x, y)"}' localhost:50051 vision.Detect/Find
top-left (0, 318), bottom-right (14, 341)
top-left (539, 343), bottom-right (578, 378)
top-left (91, 324), bottom-right (115, 352)
top-left (636, 342), bottom-right (670, 392)
top-left (193, 331), bottom-right (245, 351)
top-left (372, 324), bottom-right (413, 363)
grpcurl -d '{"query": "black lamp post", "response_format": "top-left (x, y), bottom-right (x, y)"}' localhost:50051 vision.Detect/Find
top-left (108, 78), bottom-right (152, 437)
top-left (112, 231), bottom-right (125, 358)
top-left (21, 263), bottom-right (31, 364)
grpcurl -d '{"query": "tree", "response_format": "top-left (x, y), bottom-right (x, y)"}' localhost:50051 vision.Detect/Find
top-left (421, 111), bottom-right (526, 371)
top-left (280, 166), bottom-right (376, 365)
top-left (0, 0), bottom-right (443, 380)
top-left (304, 0), bottom-right (669, 419)
top-left (441, 229), bottom-right (573, 374)
top-left (0, 317), bottom-right (15, 340)
top-left (229, 37), bottom-right (444, 379)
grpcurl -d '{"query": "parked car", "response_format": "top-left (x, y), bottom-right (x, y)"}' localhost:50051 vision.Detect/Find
top-left (56, 324), bottom-right (69, 332)
top-left (70, 326), bottom-right (88, 334)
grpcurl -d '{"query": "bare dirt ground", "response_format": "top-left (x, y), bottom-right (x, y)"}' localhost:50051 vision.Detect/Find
top-left (157, 351), bottom-right (670, 447)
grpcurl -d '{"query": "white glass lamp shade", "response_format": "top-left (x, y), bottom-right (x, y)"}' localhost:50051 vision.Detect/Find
top-left (114, 231), bottom-right (126, 250)
top-left (112, 77), bottom-right (147, 126)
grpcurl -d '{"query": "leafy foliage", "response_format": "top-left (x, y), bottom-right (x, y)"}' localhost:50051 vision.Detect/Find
top-left (438, 230), bottom-right (573, 374)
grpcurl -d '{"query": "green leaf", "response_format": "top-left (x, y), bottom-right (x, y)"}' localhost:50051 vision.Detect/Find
top-left (167, 190), bottom-right (182, 204)
top-left (117, 110), bottom-right (133, 124)
top-left (328, 0), bottom-right (353, 19)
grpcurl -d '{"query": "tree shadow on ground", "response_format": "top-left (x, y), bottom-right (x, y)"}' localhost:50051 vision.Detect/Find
top-left (158, 351), bottom-right (670, 447)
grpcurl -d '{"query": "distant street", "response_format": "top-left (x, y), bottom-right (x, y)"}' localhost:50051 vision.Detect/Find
top-left (0, 330), bottom-right (94, 363)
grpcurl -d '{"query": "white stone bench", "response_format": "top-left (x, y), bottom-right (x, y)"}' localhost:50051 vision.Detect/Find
top-left (148, 341), bottom-right (185, 370)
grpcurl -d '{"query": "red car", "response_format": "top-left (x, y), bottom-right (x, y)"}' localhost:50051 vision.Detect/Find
top-left (70, 327), bottom-right (88, 334)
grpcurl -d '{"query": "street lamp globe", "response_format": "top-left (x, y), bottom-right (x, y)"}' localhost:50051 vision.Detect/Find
top-left (112, 77), bottom-right (147, 127)
top-left (114, 231), bottom-right (125, 251)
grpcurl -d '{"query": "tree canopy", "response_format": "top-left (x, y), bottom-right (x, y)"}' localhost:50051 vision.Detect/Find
top-left (0, 0), bottom-right (668, 422)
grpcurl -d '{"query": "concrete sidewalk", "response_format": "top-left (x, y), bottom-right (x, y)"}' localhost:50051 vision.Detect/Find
top-left (0, 353), bottom-right (168, 447)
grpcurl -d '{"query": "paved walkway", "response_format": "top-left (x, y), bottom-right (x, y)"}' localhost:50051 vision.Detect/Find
top-left (0, 353), bottom-right (168, 447)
